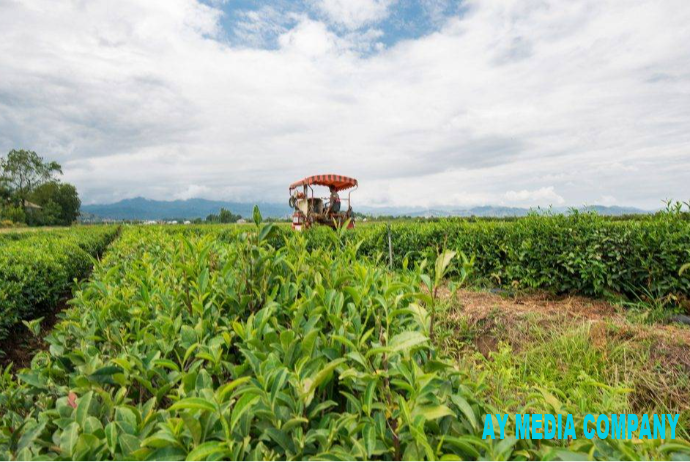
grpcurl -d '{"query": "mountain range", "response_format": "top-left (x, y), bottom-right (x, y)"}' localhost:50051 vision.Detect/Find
top-left (80, 197), bottom-right (651, 221)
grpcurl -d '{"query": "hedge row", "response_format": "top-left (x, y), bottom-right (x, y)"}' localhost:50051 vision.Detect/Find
top-left (0, 226), bottom-right (120, 340)
top-left (139, 211), bottom-right (690, 301)
top-left (290, 213), bottom-right (690, 301)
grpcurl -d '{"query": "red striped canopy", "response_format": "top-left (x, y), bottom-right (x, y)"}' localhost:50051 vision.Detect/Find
top-left (290, 174), bottom-right (358, 192)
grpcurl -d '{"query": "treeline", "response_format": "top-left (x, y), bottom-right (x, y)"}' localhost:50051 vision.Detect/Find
top-left (0, 149), bottom-right (80, 227)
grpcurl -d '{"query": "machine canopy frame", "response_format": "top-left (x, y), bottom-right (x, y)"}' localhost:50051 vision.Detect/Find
top-left (289, 174), bottom-right (358, 192)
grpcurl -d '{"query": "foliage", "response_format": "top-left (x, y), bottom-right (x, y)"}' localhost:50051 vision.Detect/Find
top-left (0, 226), bottom-right (119, 341)
top-left (29, 181), bottom-right (81, 226)
top-left (1, 217), bottom-right (689, 460)
top-left (0, 205), bottom-right (25, 225)
top-left (0, 150), bottom-right (62, 211)
top-left (206, 207), bottom-right (241, 224)
top-left (294, 210), bottom-right (690, 303)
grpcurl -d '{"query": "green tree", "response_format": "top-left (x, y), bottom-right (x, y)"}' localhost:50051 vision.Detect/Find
top-left (29, 181), bottom-right (81, 225)
top-left (0, 149), bottom-right (62, 211)
top-left (218, 207), bottom-right (240, 223)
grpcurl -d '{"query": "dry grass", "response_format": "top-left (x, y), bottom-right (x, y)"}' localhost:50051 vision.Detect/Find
top-left (436, 288), bottom-right (690, 438)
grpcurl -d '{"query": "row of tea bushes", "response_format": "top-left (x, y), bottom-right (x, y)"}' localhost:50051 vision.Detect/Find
top-left (293, 213), bottom-right (690, 301)
top-left (0, 226), bottom-right (120, 340)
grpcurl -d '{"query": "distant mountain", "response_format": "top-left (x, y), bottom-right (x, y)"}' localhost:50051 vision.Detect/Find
top-left (574, 205), bottom-right (650, 216)
top-left (81, 197), bottom-right (651, 221)
top-left (81, 197), bottom-right (291, 220)
top-left (359, 204), bottom-right (650, 218)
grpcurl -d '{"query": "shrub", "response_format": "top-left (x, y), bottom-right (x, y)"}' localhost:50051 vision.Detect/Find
top-left (0, 226), bottom-right (119, 340)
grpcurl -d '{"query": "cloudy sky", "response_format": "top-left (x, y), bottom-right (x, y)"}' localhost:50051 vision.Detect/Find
top-left (1, 0), bottom-right (689, 209)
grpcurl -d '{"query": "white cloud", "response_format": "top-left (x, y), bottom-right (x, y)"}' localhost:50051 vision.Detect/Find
top-left (1, 0), bottom-right (689, 209)
top-left (598, 195), bottom-right (617, 206)
top-left (175, 184), bottom-right (211, 200)
top-left (504, 187), bottom-right (565, 206)
top-left (313, 0), bottom-right (395, 30)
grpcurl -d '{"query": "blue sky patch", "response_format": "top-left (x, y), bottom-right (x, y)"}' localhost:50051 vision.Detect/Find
top-left (207, 0), bottom-right (465, 50)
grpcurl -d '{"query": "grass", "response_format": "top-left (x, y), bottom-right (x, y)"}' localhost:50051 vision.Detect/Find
top-left (0, 225), bottom-right (68, 233)
top-left (435, 289), bottom-right (690, 440)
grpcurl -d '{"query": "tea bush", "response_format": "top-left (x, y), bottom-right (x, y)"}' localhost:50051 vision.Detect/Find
top-left (295, 213), bottom-right (690, 301)
top-left (1, 216), bottom-right (688, 460)
top-left (0, 226), bottom-right (120, 340)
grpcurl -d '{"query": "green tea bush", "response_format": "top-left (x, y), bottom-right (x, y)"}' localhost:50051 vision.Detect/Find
top-left (0, 227), bottom-right (119, 340)
top-left (1, 218), bottom-right (688, 460)
top-left (298, 212), bottom-right (690, 301)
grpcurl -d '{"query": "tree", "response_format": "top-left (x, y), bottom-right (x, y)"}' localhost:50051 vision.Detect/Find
top-left (206, 208), bottom-right (240, 224)
top-left (30, 181), bottom-right (81, 225)
top-left (0, 176), bottom-right (10, 203)
top-left (218, 207), bottom-right (240, 223)
top-left (0, 149), bottom-right (62, 210)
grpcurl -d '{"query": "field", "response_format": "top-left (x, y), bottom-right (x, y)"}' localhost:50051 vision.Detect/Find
top-left (0, 210), bottom-right (689, 460)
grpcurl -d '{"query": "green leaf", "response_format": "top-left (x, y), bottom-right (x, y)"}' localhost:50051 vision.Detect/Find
top-left (89, 365), bottom-right (124, 385)
top-left (253, 205), bottom-right (262, 227)
top-left (59, 422), bottom-right (80, 458)
top-left (75, 391), bottom-right (94, 428)
top-left (265, 428), bottom-right (294, 453)
top-left (142, 432), bottom-right (184, 449)
top-left (114, 407), bottom-right (138, 434)
top-left (258, 223), bottom-right (275, 243)
top-left (216, 377), bottom-right (252, 403)
top-left (105, 422), bottom-right (118, 455)
top-left (230, 393), bottom-right (260, 430)
top-left (309, 358), bottom-right (346, 394)
top-left (169, 397), bottom-right (217, 414)
top-left (119, 434), bottom-right (141, 456)
top-left (14, 448), bottom-right (34, 462)
top-left (17, 421), bottom-right (46, 453)
top-left (388, 331), bottom-right (429, 354)
top-left (364, 424), bottom-right (376, 457)
top-left (435, 250), bottom-right (456, 284)
top-left (181, 413), bottom-right (202, 446)
top-left (443, 436), bottom-right (481, 459)
top-left (152, 359), bottom-right (180, 372)
top-left (413, 405), bottom-right (454, 421)
top-left (147, 447), bottom-right (187, 461)
top-left (186, 441), bottom-right (227, 461)
top-left (450, 395), bottom-right (477, 431)
top-left (16, 371), bottom-right (47, 389)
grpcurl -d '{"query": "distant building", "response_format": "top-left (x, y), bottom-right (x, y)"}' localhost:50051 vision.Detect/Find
top-left (237, 218), bottom-right (247, 224)
top-left (23, 200), bottom-right (42, 210)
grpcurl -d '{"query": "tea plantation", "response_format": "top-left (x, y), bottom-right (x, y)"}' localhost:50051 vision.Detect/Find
top-left (0, 211), bottom-right (688, 460)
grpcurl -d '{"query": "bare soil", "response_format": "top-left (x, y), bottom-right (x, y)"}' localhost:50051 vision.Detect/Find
top-left (0, 295), bottom-right (70, 369)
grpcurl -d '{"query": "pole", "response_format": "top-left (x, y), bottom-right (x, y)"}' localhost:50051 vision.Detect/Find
top-left (387, 223), bottom-right (393, 269)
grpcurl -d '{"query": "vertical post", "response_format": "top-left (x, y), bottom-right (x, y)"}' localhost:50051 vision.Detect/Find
top-left (387, 223), bottom-right (393, 269)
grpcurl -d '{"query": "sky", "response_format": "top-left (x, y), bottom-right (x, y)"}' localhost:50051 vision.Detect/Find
top-left (1, 0), bottom-right (689, 210)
